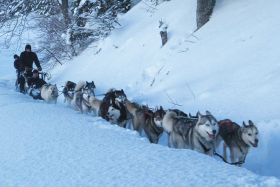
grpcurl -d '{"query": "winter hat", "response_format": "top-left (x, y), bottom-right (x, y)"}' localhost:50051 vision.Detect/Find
top-left (25, 44), bottom-right (31, 50)
top-left (14, 54), bottom-right (19, 59)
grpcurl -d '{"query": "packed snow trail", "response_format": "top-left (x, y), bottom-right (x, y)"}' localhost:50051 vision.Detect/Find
top-left (0, 83), bottom-right (279, 187)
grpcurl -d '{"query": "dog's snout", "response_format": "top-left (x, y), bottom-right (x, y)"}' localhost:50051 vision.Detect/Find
top-left (255, 139), bottom-right (259, 143)
top-left (212, 130), bottom-right (217, 135)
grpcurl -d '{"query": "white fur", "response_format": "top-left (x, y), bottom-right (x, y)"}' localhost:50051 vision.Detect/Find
top-left (107, 106), bottom-right (121, 124)
top-left (162, 111), bottom-right (177, 133)
top-left (74, 81), bottom-right (86, 91)
top-left (41, 84), bottom-right (59, 104)
top-left (89, 96), bottom-right (102, 115)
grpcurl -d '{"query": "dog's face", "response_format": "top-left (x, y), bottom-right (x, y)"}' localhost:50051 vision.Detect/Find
top-left (153, 106), bottom-right (165, 127)
top-left (85, 81), bottom-right (96, 97)
top-left (66, 81), bottom-right (76, 91)
top-left (196, 111), bottom-right (219, 142)
top-left (49, 85), bottom-right (58, 97)
top-left (114, 89), bottom-right (127, 102)
top-left (241, 120), bottom-right (259, 147)
top-left (107, 106), bottom-right (121, 124)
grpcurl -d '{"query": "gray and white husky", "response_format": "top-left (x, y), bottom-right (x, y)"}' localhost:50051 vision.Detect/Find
top-left (82, 96), bottom-right (102, 116)
top-left (71, 81), bottom-right (95, 113)
top-left (217, 119), bottom-right (259, 165)
top-left (41, 84), bottom-right (59, 104)
top-left (161, 110), bottom-right (219, 155)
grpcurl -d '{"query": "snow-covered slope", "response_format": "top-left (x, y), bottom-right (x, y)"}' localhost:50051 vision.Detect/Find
top-left (0, 83), bottom-right (279, 186)
top-left (1, 0), bottom-right (280, 185)
top-left (52, 0), bottom-right (280, 121)
top-left (50, 0), bottom-right (280, 179)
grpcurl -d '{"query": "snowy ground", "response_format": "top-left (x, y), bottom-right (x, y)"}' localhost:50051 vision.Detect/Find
top-left (0, 81), bottom-right (279, 186)
top-left (1, 0), bottom-right (280, 186)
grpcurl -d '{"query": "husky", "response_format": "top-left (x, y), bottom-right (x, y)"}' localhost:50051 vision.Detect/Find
top-left (162, 110), bottom-right (219, 155)
top-left (217, 119), bottom-right (259, 165)
top-left (41, 84), bottom-right (59, 103)
top-left (71, 81), bottom-right (96, 113)
top-left (82, 96), bottom-right (102, 116)
top-left (124, 100), bottom-right (163, 143)
top-left (99, 89), bottom-right (128, 127)
top-left (62, 81), bottom-right (76, 104)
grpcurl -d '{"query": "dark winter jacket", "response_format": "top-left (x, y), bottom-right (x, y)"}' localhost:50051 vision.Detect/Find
top-left (20, 51), bottom-right (42, 70)
top-left (14, 58), bottom-right (23, 71)
top-left (28, 77), bottom-right (46, 89)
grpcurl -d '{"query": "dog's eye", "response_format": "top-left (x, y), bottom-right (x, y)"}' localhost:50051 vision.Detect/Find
top-left (248, 133), bottom-right (252, 136)
top-left (255, 132), bottom-right (258, 135)
top-left (206, 124), bottom-right (210, 127)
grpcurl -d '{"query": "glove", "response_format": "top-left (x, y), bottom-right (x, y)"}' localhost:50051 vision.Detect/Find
top-left (38, 67), bottom-right (42, 71)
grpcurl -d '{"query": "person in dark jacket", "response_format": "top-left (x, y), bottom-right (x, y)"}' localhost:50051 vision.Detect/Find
top-left (27, 69), bottom-right (46, 100)
top-left (20, 44), bottom-right (42, 72)
top-left (14, 54), bottom-right (23, 90)
top-left (19, 44), bottom-right (42, 93)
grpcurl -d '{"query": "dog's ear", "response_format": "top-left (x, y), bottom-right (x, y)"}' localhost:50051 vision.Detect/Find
top-left (243, 121), bottom-right (248, 127)
top-left (248, 120), bottom-right (254, 126)
top-left (206, 110), bottom-right (211, 116)
top-left (160, 106), bottom-right (163, 110)
top-left (197, 111), bottom-right (201, 117)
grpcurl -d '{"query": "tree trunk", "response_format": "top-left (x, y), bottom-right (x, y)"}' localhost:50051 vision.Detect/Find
top-left (61, 0), bottom-right (70, 26)
top-left (196, 0), bottom-right (216, 30)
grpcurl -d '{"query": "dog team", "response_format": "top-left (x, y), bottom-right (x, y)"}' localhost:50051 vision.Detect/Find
top-left (12, 44), bottom-right (259, 167)
top-left (62, 80), bottom-right (259, 166)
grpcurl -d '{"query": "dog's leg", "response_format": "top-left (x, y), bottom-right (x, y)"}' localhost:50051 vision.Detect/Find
top-left (230, 147), bottom-right (235, 163)
top-left (223, 143), bottom-right (228, 162)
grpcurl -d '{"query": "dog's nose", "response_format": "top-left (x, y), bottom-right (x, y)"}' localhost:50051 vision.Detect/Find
top-left (255, 139), bottom-right (259, 144)
top-left (212, 130), bottom-right (217, 135)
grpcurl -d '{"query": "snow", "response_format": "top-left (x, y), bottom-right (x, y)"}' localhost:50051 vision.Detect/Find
top-left (1, 0), bottom-right (280, 186)
top-left (0, 83), bottom-right (279, 186)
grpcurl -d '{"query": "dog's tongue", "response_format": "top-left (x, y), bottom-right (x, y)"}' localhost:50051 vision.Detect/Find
top-left (208, 133), bottom-right (215, 139)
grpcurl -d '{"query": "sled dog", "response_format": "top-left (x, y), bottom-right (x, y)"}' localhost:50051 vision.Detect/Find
top-left (217, 119), bottom-right (259, 165)
top-left (162, 110), bottom-right (219, 155)
top-left (124, 100), bottom-right (163, 143)
top-left (41, 84), bottom-right (59, 104)
top-left (62, 81), bottom-right (76, 104)
top-left (71, 81), bottom-right (95, 112)
top-left (99, 89), bottom-right (127, 127)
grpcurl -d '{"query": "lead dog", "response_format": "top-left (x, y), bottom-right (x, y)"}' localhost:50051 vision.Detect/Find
top-left (40, 84), bottom-right (59, 104)
top-left (162, 110), bottom-right (219, 155)
top-left (217, 119), bottom-right (259, 166)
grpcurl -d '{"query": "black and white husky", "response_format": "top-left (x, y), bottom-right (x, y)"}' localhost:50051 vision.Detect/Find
top-left (217, 119), bottom-right (259, 166)
top-left (62, 81), bottom-right (76, 105)
top-left (160, 110), bottom-right (219, 155)
top-left (41, 84), bottom-right (59, 104)
top-left (99, 89), bottom-right (128, 127)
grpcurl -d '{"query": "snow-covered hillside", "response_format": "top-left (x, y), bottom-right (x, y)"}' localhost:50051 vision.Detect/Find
top-left (1, 0), bottom-right (280, 185)
top-left (50, 0), bottom-right (280, 179)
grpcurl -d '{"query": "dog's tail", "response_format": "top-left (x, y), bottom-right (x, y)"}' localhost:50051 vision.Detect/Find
top-left (124, 99), bottom-right (138, 116)
top-left (75, 81), bottom-right (86, 91)
top-left (162, 110), bottom-right (177, 133)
